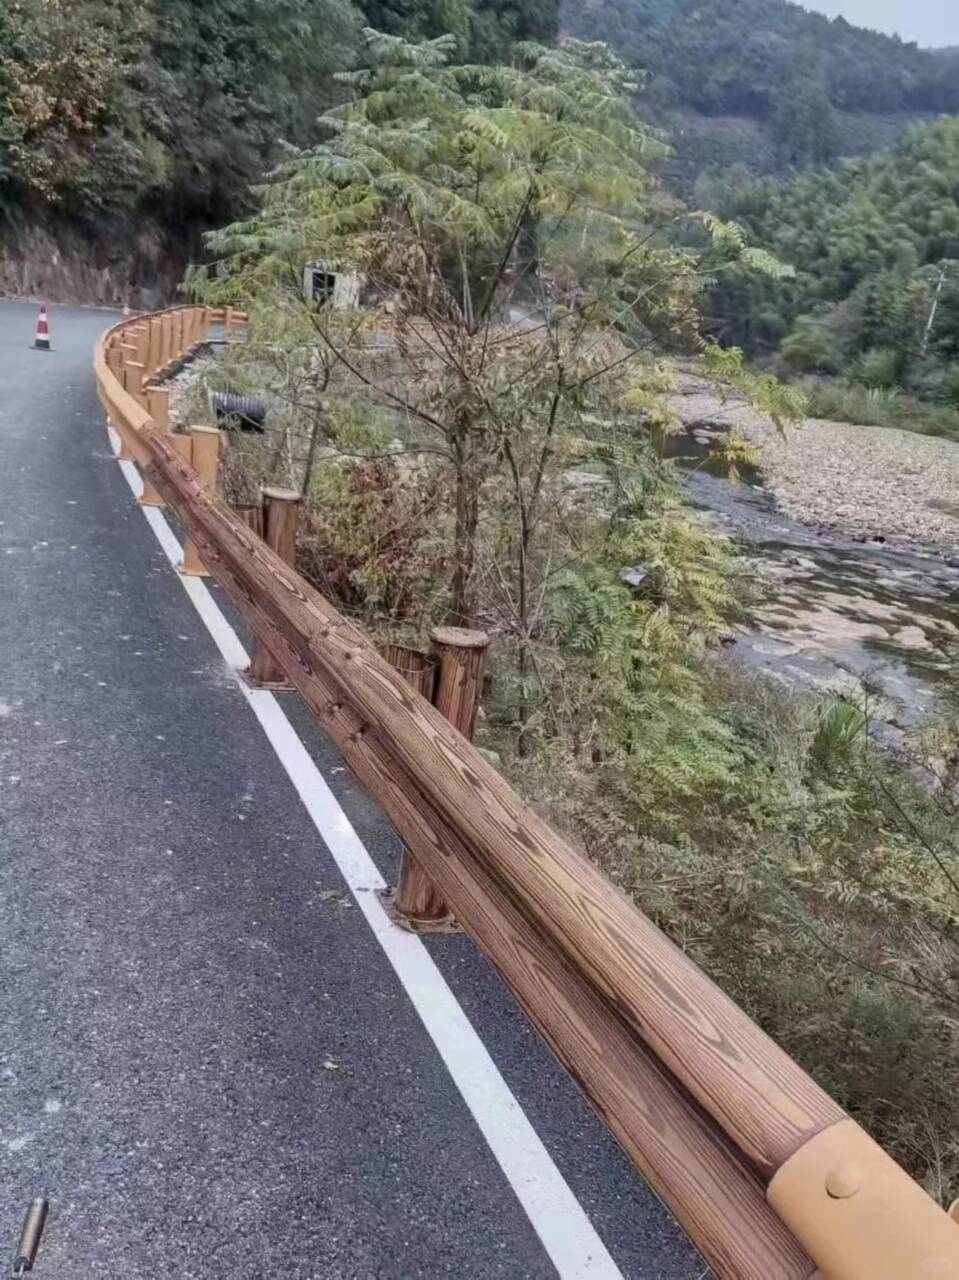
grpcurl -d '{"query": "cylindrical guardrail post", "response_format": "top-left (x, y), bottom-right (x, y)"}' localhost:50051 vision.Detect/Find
top-left (132, 324), bottom-right (148, 366)
top-left (392, 626), bottom-right (489, 930)
top-left (178, 426), bottom-right (220, 576)
top-left (124, 361), bottom-right (147, 409)
top-left (431, 626), bottom-right (490, 740)
top-left (160, 313), bottom-right (173, 369)
top-left (147, 386), bottom-right (170, 433)
top-left (233, 503), bottom-right (265, 538)
top-left (147, 317), bottom-right (162, 376)
top-left (104, 346), bottom-right (129, 460)
top-left (246, 487), bottom-right (302, 686)
top-left (140, 387), bottom-right (172, 508)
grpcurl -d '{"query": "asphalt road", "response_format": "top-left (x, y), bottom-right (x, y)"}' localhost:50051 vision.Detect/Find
top-left (0, 301), bottom-right (703, 1279)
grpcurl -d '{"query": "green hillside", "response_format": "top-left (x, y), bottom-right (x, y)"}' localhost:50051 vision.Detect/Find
top-left (707, 117), bottom-right (959, 413)
top-left (561, 0), bottom-right (959, 184)
top-left (0, 0), bottom-right (558, 292)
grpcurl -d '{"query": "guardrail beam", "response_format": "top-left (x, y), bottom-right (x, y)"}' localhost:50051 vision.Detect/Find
top-left (769, 1119), bottom-right (959, 1280)
top-left (95, 303), bottom-right (959, 1280)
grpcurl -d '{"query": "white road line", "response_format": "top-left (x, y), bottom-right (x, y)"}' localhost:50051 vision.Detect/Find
top-left (113, 447), bottom-right (624, 1279)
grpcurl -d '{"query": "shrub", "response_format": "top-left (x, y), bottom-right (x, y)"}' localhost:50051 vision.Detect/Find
top-left (491, 665), bottom-right (959, 1199)
top-left (852, 346), bottom-right (902, 390)
top-left (802, 376), bottom-right (959, 441)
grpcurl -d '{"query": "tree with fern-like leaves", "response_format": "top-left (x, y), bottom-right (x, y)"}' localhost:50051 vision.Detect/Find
top-left (192, 27), bottom-right (794, 748)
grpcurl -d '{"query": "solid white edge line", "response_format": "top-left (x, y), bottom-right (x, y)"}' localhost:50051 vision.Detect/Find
top-left (112, 448), bottom-right (624, 1279)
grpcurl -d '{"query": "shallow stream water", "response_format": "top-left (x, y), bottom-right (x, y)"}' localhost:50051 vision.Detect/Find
top-left (670, 431), bottom-right (959, 727)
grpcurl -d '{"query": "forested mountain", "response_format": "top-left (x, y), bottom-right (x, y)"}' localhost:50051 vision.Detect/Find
top-left (0, 1), bottom-right (357, 233)
top-left (707, 118), bottom-right (959, 403)
top-left (561, 0), bottom-right (959, 183)
top-left (0, 0), bottom-right (558, 296)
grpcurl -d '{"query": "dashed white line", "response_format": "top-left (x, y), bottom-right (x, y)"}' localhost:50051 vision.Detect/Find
top-left (112, 439), bottom-right (624, 1279)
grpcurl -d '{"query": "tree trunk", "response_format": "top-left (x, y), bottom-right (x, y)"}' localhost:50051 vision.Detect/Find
top-left (449, 456), bottom-right (479, 626)
top-left (301, 408), bottom-right (324, 497)
top-left (516, 520), bottom-right (531, 757)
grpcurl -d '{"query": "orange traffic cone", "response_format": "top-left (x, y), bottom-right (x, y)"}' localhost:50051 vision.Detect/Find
top-left (33, 304), bottom-right (51, 351)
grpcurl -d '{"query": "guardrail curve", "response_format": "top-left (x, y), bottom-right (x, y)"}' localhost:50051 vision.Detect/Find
top-left (95, 304), bottom-right (959, 1280)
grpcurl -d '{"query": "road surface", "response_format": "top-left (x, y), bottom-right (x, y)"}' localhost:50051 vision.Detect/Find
top-left (0, 301), bottom-right (703, 1279)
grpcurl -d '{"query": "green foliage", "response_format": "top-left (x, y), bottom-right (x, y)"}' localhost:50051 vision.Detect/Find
top-left (852, 348), bottom-right (901, 391)
top-left (0, 0), bottom-right (361, 234)
top-left (202, 32), bottom-right (667, 298)
top-left (802, 377), bottom-right (959, 443)
top-left (707, 120), bottom-right (959, 412)
top-left (501, 658), bottom-right (959, 1196)
top-left (0, 0), bottom-right (559, 246)
top-left (0, 0), bottom-right (150, 214)
top-left (358, 0), bottom-right (558, 60)
top-left (769, 75), bottom-right (840, 169)
top-left (700, 342), bottom-right (807, 433)
top-left (143, 0), bottom-right (361, 225)
top-left (563, 0), bottom-right (959, 179)
top-left (812, 695), bottom-right (867, 768)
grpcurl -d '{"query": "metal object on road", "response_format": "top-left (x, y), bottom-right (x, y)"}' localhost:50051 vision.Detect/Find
top-left (12, 1198), bottom-right (48, 1276)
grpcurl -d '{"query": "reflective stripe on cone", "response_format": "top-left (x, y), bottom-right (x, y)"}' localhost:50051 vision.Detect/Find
top-left (34, 305), bottom-right (50, 350)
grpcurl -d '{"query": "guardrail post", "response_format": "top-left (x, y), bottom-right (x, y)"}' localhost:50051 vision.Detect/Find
top-left (160, 313), bottom-right (173, 369)
top-left (132, 324), bottom-right (148, 366)
top-left (233, 502), bottom-right (265, 538)
top-left (105, 346), bottom-right (133, 461)
top-left (145, 320), bottom-right (160, 379)
top-left (392, 626), bottom-right (490, 931)
top-left (224, 306), bottom-right (234, 338)
top-left (431, 626), bottom-right (491, 740)
top-left (178, 427), bottom-right (220, 576)
top-left (123, 361), bottom-right (148, 409)
top-left (246, 487), bottom-right (302, 687)
top-left (147, 386), bottom-right (170, 433)
top-left (139, 387), bottom-right (172, 509)
top-left (383, 645), bottom-right (436, 699)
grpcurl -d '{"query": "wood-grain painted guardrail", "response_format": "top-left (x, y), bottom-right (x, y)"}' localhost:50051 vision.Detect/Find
top-left (95, 305), bottom-right (959, 1280)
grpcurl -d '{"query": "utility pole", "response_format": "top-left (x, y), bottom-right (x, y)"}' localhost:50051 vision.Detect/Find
top-left (921, 265), bottom-right (948, 356)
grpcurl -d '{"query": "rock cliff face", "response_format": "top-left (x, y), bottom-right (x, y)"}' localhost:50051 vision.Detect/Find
top-left (0, 225), bottom-right (189, 310)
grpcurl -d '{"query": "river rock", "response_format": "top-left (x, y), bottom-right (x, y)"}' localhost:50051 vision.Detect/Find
top-left (667, 373), bottom-right (959, 554)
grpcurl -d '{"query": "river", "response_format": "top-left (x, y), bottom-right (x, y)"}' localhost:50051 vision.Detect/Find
top-left (671, 429), bottom-right (959, 731)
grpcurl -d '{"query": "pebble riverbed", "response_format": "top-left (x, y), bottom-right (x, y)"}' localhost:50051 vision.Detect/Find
top-left (668, 375), bottom-right (959, 557)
